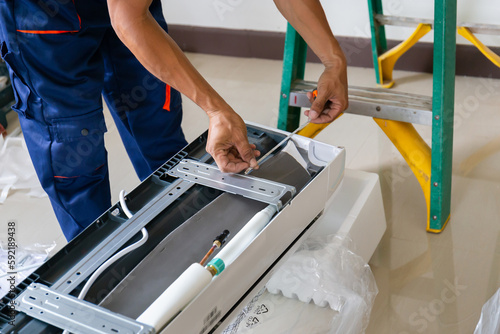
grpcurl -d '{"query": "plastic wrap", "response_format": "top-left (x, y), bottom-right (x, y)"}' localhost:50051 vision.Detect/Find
top-left (223, 234), bottom-right (378, 334)
top-left (0, 242), bottom-right (56, 298)
top-left (0, 135), bottom-right (46, 204)
top-left (474, 287), bottom-right (500, 334)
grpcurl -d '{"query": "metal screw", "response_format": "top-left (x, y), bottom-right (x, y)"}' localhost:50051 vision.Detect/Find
top-left (433, 182), bottom-right (438, 187)
top-left (433, 215), bottom-right (437, 220)
top-left (376, 106), bottom-right (381, 111)
top-left (435, 115), bottom-right (440, 120)
top-left (282, 93), bottom-right (287, 98)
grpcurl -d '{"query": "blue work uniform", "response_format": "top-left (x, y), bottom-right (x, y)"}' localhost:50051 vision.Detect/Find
top-left (0, 0), bottom-right (187, 240)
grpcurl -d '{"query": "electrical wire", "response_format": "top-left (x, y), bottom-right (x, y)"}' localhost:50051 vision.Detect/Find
top-left (63, 190), bottom-right (148, 334)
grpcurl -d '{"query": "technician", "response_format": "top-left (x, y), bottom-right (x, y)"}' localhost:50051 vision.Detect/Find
top-left (0, 0), bottom-right (348, 240)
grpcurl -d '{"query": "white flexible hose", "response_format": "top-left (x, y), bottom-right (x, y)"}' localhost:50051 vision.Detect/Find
top-left (119, 189), bottom-right (134, 219)
top-left (78, 190), bottom-right (148, 298)
top-left (63, 190), bottom-right (148, 334)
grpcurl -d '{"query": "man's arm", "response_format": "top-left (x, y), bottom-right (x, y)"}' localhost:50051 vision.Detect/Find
top-left (107, 0), bottom-right (259, 173)
top-left (274, 0), bottom-right (348, 123)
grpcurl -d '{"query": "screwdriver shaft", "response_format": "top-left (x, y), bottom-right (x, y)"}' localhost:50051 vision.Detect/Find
top-left (244, 120), bottom-right (310, 175)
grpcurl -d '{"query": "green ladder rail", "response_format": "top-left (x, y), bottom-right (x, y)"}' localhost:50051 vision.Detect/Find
top-left (278, 0), bottom-right (457, 233)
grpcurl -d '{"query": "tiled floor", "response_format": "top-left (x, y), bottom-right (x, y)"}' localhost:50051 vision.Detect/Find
top-left (1, 53), bottom-right (499, 333)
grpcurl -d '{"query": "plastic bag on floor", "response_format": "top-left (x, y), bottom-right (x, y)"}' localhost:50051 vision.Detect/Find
top-left (474, 287), bottom-right (500, 334)
top-left (223, 235), bottom-right (378, 334)
top-left (0, 135), bottom-right (46, 204)
top-left (0, 242), bottom-right (56, 299)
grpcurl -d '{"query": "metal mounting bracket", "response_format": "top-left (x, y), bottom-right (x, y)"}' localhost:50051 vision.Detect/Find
top-left (167, 159), bottom-right (296, 210)
top-left (16, 283), bottom-right (154, 334)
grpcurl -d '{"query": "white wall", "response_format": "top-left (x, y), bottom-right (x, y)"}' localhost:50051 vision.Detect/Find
top-left (162, 0), bottom-right (500, 47)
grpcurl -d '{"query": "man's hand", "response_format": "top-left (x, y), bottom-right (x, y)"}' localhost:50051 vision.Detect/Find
top-left (305, 61), bottom-right (348, 124)
top-left (273, 0), bottom-right (349, 123)
top-left (206, 110), bottom-right (260, 173)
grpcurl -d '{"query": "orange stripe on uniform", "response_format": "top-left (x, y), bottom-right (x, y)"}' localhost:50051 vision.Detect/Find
top-left (54, 174), bottom-right (80, 179)
top-left (163, 84), bottom-right (171, 111)
top-left (17, 29), bottom-right (80, 34)
top-left (54, 164), bottom-right (104, 179)
top-left (73, 0), bottom-right (82, 29)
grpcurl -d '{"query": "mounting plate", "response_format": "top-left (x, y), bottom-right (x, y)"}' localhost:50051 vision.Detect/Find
top-left (167, 159), bottom-right (296, 210)
top-left (16, 283), bottom-right (154, 334)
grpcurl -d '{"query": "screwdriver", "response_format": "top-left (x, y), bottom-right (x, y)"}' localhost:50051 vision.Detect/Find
top-left (244, 89), bottom-right (317, 175)
top-left (243, 89), bottom-right (318, 175)
top-left (243, 119), bottom-right (309, 175)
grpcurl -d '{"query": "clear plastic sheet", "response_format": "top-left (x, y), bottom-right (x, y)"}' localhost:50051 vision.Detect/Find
top-left (0, 135), bottom-right (46, 204)
top-left (0, 242), bottom-right (56, 299)
top-left (223, 234), bottom-right (378, 334)
top-left (474, 287), bottom-right (500, 334)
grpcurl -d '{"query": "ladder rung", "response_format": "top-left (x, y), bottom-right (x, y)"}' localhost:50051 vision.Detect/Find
top-left (289, 80), bottom-right (433, 126)
top-left (375, 14), bottom-right (500, 35)
top-left (375, 15), bottom-right (433, 29)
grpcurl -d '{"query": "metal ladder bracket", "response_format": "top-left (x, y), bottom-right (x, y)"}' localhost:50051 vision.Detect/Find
top-left (289, 80), bottom-right (433, 125)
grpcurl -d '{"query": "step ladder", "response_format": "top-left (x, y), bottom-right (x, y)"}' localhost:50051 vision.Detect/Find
top-left (278, 0), bottom-right (457, 233)
top-left (368, 13), bottom-right (500, 88)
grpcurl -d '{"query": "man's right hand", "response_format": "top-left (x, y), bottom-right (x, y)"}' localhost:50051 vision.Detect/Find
top-left (206, 109), bottom-right (260, 173)
top-left (305, 61), bottom-right (348, 124)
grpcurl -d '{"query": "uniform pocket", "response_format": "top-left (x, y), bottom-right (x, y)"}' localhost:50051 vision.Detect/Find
top-left (14, 0), bottom-right (81, 34)
top-left (1, 42), bottom-right (31, 116)
top-left (51, 108), bottom-right (107, 143)
top-left (50, 109), bottom-right (108, 178)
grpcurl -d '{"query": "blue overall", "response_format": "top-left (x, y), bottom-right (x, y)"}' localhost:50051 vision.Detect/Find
top-left (0, 0), bottom-right (187, 240)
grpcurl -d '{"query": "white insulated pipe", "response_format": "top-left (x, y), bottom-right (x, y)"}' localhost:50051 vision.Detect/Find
top-left (136, 263), bottom-right (213, 332)
top-left (136, 205), bottom-right (277, 331)
top-left (214, 204), bottom-right (277, 267)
